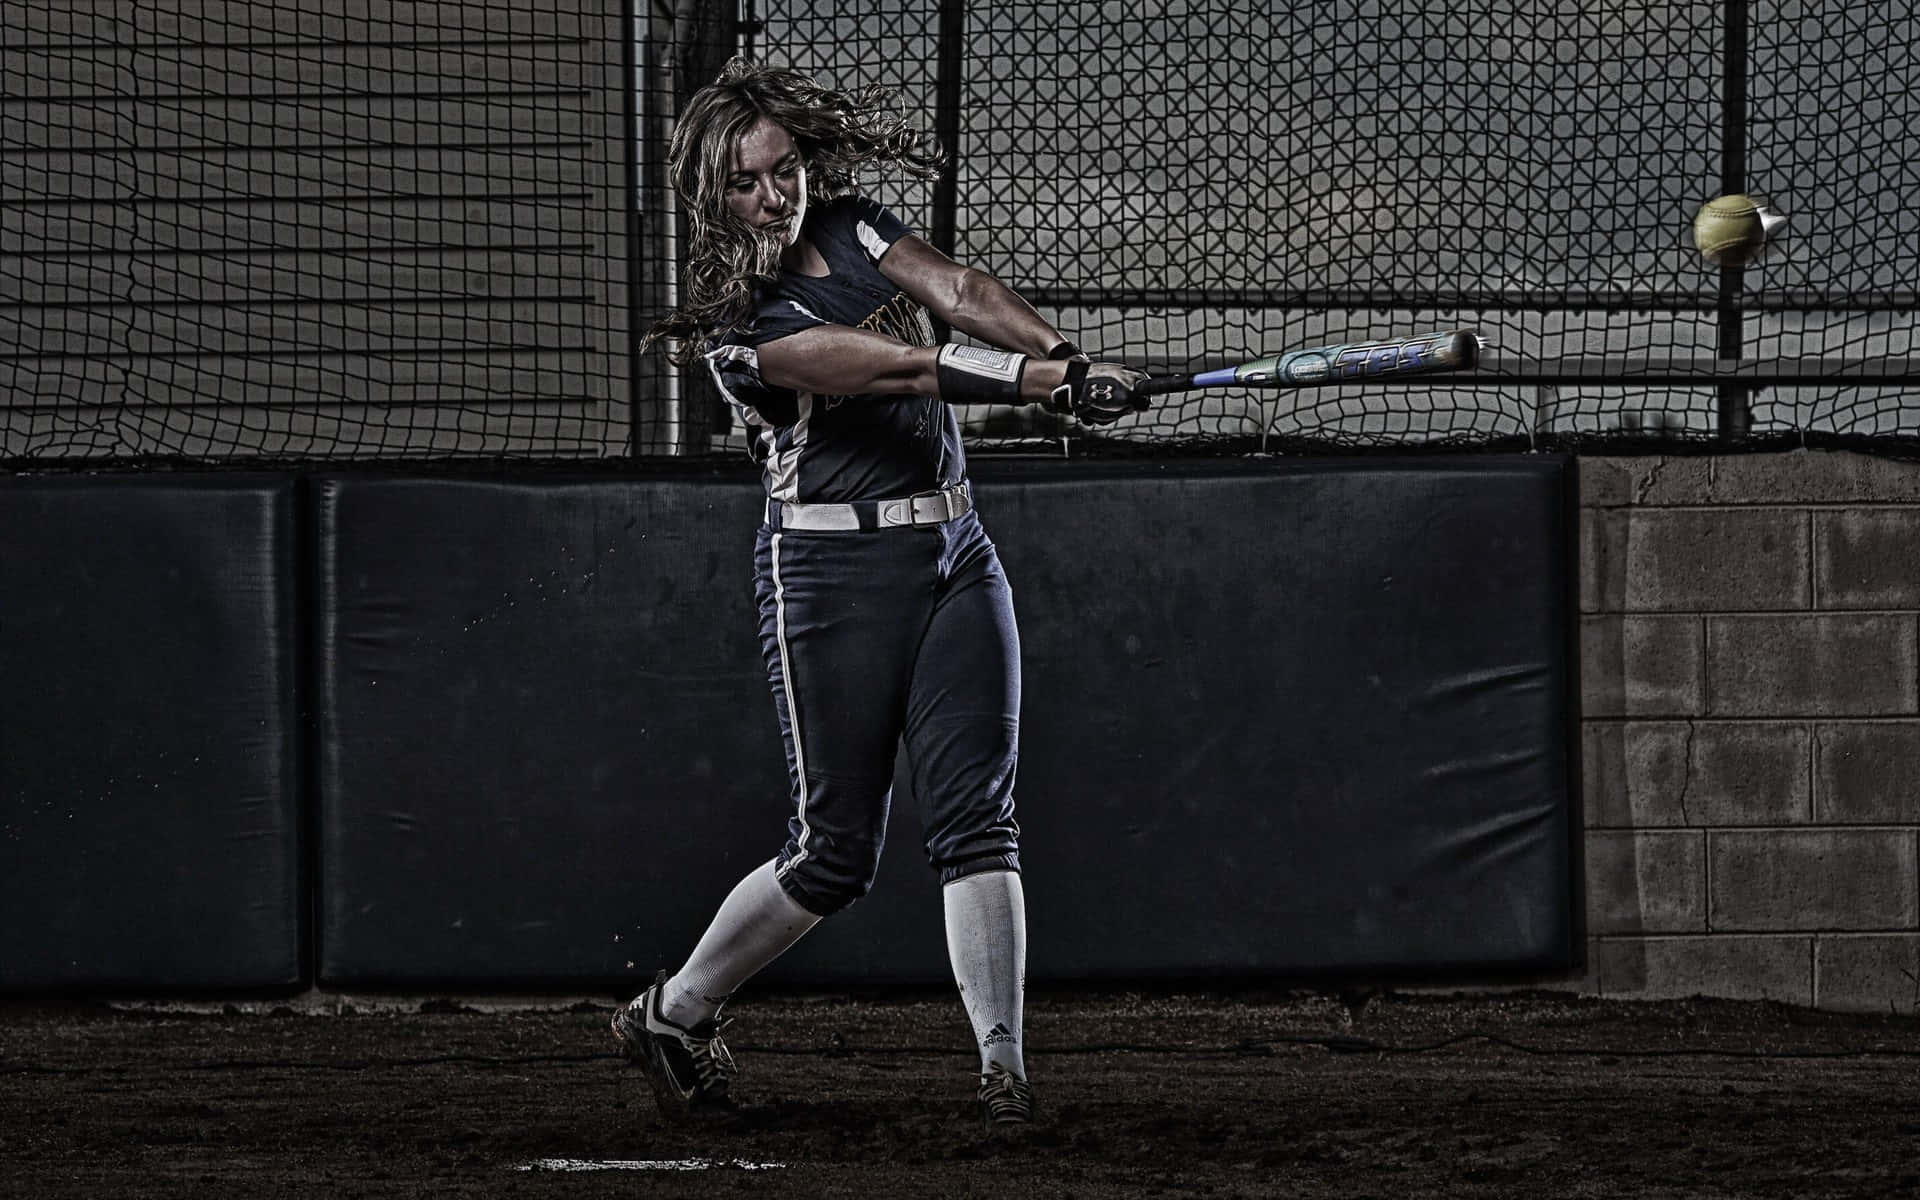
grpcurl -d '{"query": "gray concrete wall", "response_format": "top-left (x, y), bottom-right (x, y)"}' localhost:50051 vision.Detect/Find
top-left (1577, 450), bottom-right (1920, 1013)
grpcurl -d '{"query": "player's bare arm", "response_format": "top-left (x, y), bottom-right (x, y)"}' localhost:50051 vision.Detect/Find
top-left (875, 235), bottom-right (1068, 358)
top-left (873, 233), bottom-right (1152, 424)
top-left (754, 324), bottom-right (1077, 406)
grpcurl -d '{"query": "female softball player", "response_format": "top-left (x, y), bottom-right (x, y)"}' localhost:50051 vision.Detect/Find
top-left (610, 57), bottom-right (1145, 1128)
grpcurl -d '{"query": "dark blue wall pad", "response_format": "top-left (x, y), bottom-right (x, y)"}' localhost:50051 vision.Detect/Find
top-left (0, 475), bottom-right (305, 992)
top-left (313, 458), bottom-right (1576, 990)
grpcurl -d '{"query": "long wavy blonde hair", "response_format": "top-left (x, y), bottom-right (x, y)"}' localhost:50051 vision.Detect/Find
top-left (642, 58), bottom-right (946, 365)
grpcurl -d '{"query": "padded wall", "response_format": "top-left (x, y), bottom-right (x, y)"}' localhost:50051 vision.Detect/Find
top-left (312, 470), bottom-right (782, 989)
top-left (979, 457), bottom-right (1578, 979)
top-left (315, 458), bottom-right (1575, 989)
top-left (0, 476), bottom-right (304, 991)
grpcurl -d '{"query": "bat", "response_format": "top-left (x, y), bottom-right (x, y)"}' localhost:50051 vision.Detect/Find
top-left (1134, 329), bottom-right (1482, 397)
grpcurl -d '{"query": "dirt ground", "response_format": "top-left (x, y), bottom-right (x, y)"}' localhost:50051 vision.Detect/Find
top-left (2, 987), bottom-right (1918, 1199)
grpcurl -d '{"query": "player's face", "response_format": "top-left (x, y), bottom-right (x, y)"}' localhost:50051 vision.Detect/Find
top-left (725, 117), bottom-right (807, 249)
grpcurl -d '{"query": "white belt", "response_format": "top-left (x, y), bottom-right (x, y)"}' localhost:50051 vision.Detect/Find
top-left (766, 482), bottom-right (973, 532)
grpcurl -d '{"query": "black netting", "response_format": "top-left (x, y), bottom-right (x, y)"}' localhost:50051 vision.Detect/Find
top-left (3, 0), bottom-right (647, 463)
top-left (4, 0), bottom-right (1919, 464)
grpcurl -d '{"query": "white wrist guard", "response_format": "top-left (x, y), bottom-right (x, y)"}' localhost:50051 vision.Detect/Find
top-left (935, 344), bottom-right (1028, 405)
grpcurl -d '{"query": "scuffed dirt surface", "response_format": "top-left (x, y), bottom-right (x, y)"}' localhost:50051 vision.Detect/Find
top-left (3, 989), bottom-right (1918, 1198)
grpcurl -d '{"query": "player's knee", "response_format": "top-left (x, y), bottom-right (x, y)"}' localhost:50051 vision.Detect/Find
top-left (779, 834), bottom-right (884, 915)
top-left (783, 876), bottom-right (872, 917)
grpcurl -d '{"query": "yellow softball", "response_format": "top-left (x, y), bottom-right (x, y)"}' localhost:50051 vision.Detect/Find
top-left (1692, 194), bottom-right (1770, 267)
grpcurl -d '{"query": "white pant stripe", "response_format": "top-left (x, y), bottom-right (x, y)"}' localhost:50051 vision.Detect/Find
top-left (769, 532), bottom-right (812, 880)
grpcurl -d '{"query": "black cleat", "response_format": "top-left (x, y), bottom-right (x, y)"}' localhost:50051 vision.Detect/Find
top-left (977, 1062), bottom-right (1033, 1127)
top-left (611, 970), bottom-right (737, 1118)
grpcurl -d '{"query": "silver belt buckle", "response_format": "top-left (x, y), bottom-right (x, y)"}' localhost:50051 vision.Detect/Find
top-left (912, 485), bottom-right (965, 525)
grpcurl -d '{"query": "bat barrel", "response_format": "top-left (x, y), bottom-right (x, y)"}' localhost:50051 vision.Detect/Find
top-left (1446, 328), bottom-right (1482, 370)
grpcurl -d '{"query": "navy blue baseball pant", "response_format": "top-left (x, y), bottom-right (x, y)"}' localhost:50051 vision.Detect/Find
top-left (754, 509), bottom-right (1021, 916)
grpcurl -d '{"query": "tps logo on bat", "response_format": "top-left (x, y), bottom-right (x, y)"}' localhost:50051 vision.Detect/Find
top-left (1331, 336), bottom-right (1439, 379)
top-left (1272, 334), bottom-right (1447, 384)
top-left (1209, 330), bottom-right (1475, 391)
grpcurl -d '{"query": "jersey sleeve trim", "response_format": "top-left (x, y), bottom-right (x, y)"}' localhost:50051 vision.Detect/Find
top-left (705, 342), bottom-right (783, 424)
top-left (838, 195), bottom-right (915, 265)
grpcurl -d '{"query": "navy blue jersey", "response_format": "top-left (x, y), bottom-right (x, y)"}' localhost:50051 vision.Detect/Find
top-left (704, 195), bottom-right (967, 504)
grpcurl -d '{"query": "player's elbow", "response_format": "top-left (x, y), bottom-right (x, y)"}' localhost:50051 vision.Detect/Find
top-left (865, 344), bottom-right (939, 396)
top-left (760, 334), bottom-right (937, 397)
top-left (943, 267), bottom-right (998, 325)
top-left (814, 345), bottom-right (937, 397)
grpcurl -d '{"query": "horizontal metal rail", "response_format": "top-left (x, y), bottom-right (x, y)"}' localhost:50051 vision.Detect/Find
top-left (1128, 357), bottom-right (1920, 388)
top-left (1473, 359), bottom-right (1920, 386)
top-left (1020, 288), bottom-right (1920, 313)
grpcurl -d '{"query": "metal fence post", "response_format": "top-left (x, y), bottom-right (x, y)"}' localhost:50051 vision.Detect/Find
top-left (624, 0), bottom-right (648, 455)
top-left (1717, 0), bottom-right (1753, 441)
top-left (668, 0), bottom-right (739, 455)
top-left (927, 0), bottom-right (967, 345)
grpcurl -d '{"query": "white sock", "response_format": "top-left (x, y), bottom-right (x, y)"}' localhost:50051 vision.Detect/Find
top-left (661, 859), bottom-right (821, 1027)
top-left (943, 868), bottom-right (1027, 1079)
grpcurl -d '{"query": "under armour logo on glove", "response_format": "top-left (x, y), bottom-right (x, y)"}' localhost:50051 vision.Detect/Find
top-left (1049, 360), bottom-right (1150, 426)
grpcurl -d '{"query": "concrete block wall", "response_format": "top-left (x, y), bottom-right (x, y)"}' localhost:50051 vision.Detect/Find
top-left (1579, 450), bottom-right (1920, 1014)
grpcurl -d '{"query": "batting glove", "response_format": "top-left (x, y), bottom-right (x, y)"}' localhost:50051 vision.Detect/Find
top-left (1048, 360), bottom-right (1151, 426)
